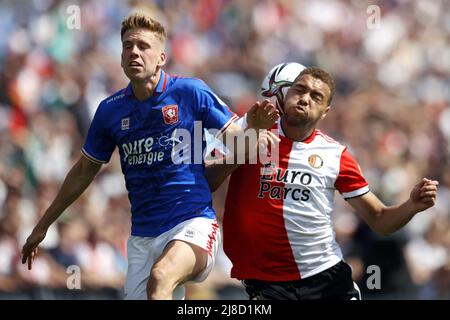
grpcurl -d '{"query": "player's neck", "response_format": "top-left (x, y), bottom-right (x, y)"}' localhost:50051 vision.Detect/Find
top-left (130, 70), bottom-right (161, 101)
top-left (281, 120), bottom-right (315, 142)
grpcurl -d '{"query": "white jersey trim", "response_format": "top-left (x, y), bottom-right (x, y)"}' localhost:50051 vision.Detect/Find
top-left (218, 114), bottom-right (239, 136)
top-left (299, 257), bottom-right (342, 279)
top-left (342, 185), bottom-right (370, 199)
top-left (204, 114), bottom-right (241, 156)
top-left (81, 148), bottom-right (108, 164)
top-left (278, 119), bottom-right (286, 137)
top-left (353, 282), bottom-right (362, 300)
top-left (233, 113), bottom-right (248, 129)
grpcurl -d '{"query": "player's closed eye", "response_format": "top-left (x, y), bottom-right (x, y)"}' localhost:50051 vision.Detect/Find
top-left (123, 42), bottom-right (133, 50)
top-left (294, 85), bottom-right (307, 94)
top-left (312, 93), bottom-right (323, 103)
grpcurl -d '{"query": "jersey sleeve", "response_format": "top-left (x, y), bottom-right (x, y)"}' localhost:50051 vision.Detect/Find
top-left (204, 113), bottom-right (248, 157)
top-left (233, 113), bottom-right (248, 129)
top-left (81, 103), bottom-right (116, 164)
top-left (335, 148), bottom-right (369, 199)
top-left (194, 81), bottom-right (238, 133)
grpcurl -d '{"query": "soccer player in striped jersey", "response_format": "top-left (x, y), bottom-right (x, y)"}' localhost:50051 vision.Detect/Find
top-left (21, 13), bottom-right (278, 300)
top-left (206, 66), bottom-right (439, 299)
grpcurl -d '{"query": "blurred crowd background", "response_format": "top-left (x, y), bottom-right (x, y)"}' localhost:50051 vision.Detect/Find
top-left (0, 0), bottom-right (449, 300)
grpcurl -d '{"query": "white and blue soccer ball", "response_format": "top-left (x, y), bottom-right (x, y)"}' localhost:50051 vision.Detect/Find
top-left (261, 62), bottom-right (306, 113)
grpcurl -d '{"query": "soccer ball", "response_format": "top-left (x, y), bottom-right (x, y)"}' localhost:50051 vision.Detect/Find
top-left (261, 62), bottom-right (306, 113)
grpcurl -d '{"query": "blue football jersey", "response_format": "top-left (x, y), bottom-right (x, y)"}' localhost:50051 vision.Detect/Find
top-left (82, 70), bottom-right (237, 236)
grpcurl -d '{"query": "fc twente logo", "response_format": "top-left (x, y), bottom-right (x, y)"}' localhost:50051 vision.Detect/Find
top-left (162, 105), bottom-right (178, 125)
top-left (308, 154), bottom-right (323, 169)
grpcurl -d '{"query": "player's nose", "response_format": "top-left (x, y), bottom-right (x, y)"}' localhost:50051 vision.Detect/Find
top-left (129, 45), bottom-right (140, 57)
top-left (298, 96), bottom-right (308, 106)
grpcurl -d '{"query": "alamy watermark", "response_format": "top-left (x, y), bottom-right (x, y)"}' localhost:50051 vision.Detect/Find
top-left (366, 264), bottom-right (381, 290)
top-left (366, 5), bottom-right (381, 30)
top-left (120, 122), bottom-right (279, 170)
top-left (66, 5), bottom-right (81, 30)
top-left (66, 265), bottom-right (81, 290)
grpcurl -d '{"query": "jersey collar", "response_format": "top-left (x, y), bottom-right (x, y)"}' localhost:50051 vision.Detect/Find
top-left (278, 119), bottom-right (317, 144)
top-left (154, 69), bottom-right (169, 94)
top-left (123, 69), bottom-right (170, 97)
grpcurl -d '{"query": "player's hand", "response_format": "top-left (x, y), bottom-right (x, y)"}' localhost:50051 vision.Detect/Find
top-left (21, 227), bottom-right (47, 270)
top-left (409, 178), bottom-right (439, 212)
top-left (258, 129), bottom-right (280, 152)
top-left (247, 100), bottom-right (279, 130)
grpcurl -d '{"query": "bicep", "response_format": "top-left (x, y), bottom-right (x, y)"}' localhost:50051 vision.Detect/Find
top-left (347, 192), bottom-right (385, 223)
top-left (78, 154), bottom-right (102, 177)
top-left (221, 123), bottom-right (243, 150)
top-left (82, 103), bottom-right (116, 164)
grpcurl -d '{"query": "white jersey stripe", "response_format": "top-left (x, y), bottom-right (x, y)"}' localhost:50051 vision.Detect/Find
top-left (282, 134), bottom-right (345, 278)
top-left (353, 282), bottom-right (362, 300)
top-left (342, 185), bottom-right (370, 199)
top-left (81, 148), bottom-right (108, 164)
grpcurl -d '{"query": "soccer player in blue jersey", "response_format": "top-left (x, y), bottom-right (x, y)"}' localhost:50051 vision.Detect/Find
top-left (21, 13), bottom-right (278, 300)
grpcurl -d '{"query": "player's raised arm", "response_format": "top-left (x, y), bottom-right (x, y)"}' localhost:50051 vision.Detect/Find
top-left (21, 154), bottom-right (102, 270)
top-left (347, 178), bottom-right (439, 236)
top-left (205, 100), bottom-right (279, 192)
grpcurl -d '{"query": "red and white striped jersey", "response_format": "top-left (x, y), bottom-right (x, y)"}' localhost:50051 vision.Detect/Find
top-left (223, 121), bottom-right (369, 282)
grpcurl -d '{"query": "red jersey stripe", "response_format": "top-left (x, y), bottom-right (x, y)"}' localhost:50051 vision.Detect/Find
top-left (224, 137), bottom-right (301, 281)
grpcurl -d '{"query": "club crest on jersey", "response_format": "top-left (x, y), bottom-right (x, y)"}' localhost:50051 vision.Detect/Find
top-left (162, 105), bottom-right (178, 125)
top-left (121, 117), bottom-right (130, 130)
top-left (308, 154), bottom-right (323, 169)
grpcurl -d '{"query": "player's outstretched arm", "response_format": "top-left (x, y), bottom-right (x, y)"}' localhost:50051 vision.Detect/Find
top-left (205, 155), bottom-right (240, 193)
top-left (205, 129), bottom-right (279, 192)
top-left (205, 100), bottom-right (279, 192)
top-left (347, 178), bottom-right (439, 236)
top-left (21, 154), bottom-right (102, 270)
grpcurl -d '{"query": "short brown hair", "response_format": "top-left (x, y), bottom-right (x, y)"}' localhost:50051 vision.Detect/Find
top-left (297, 67), bottom-right (335, 105)
top-left (121, 13), bottom-right (167, 43)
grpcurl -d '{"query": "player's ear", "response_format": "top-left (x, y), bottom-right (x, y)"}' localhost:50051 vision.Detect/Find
top-left (121, 42), bottom-right (128, 69)
top-left (321, 106), bottom-right (331, 120)
top-left (158, 51), bottom-right (167, 68)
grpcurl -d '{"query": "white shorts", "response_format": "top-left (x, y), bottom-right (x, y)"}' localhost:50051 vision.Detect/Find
top-left (124, 217), bottom-right (220, 300)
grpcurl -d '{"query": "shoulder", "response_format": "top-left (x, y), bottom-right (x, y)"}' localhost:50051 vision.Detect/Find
top-left (91, 87), bottom-right (128, 124)
top-left (171, 75), bottom-right (211, 93)
top-left (101, 87), bottom-right (128, 108)
top-left (314, 130), bottom-right (346, 149)
top-left (313, 131), bottom-right (362, 167)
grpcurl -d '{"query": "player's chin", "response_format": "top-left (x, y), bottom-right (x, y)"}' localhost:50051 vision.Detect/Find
top-left (285, 111), bottom-right (307, 125)
top-left (125, 71), bottom-right (145, 81)
top-left (125, 65), bottom-right (145, 74)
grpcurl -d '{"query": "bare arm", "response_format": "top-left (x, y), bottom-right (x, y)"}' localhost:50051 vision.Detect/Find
top-left (22, 154), bottom-right (102, 269)
top-left (347, 178), bottom-right (439, 236)
top-left (205, 156), bottom-right (241, 193)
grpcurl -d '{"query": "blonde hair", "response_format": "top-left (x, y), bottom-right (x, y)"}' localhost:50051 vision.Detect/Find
top-left (121, 12), bottom-right (167, 43)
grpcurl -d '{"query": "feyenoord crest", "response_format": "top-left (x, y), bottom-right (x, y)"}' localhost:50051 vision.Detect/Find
top-left (308, 154), bottom-right (323, 169)
top-left (162, 105), bottom-right (178, 125)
